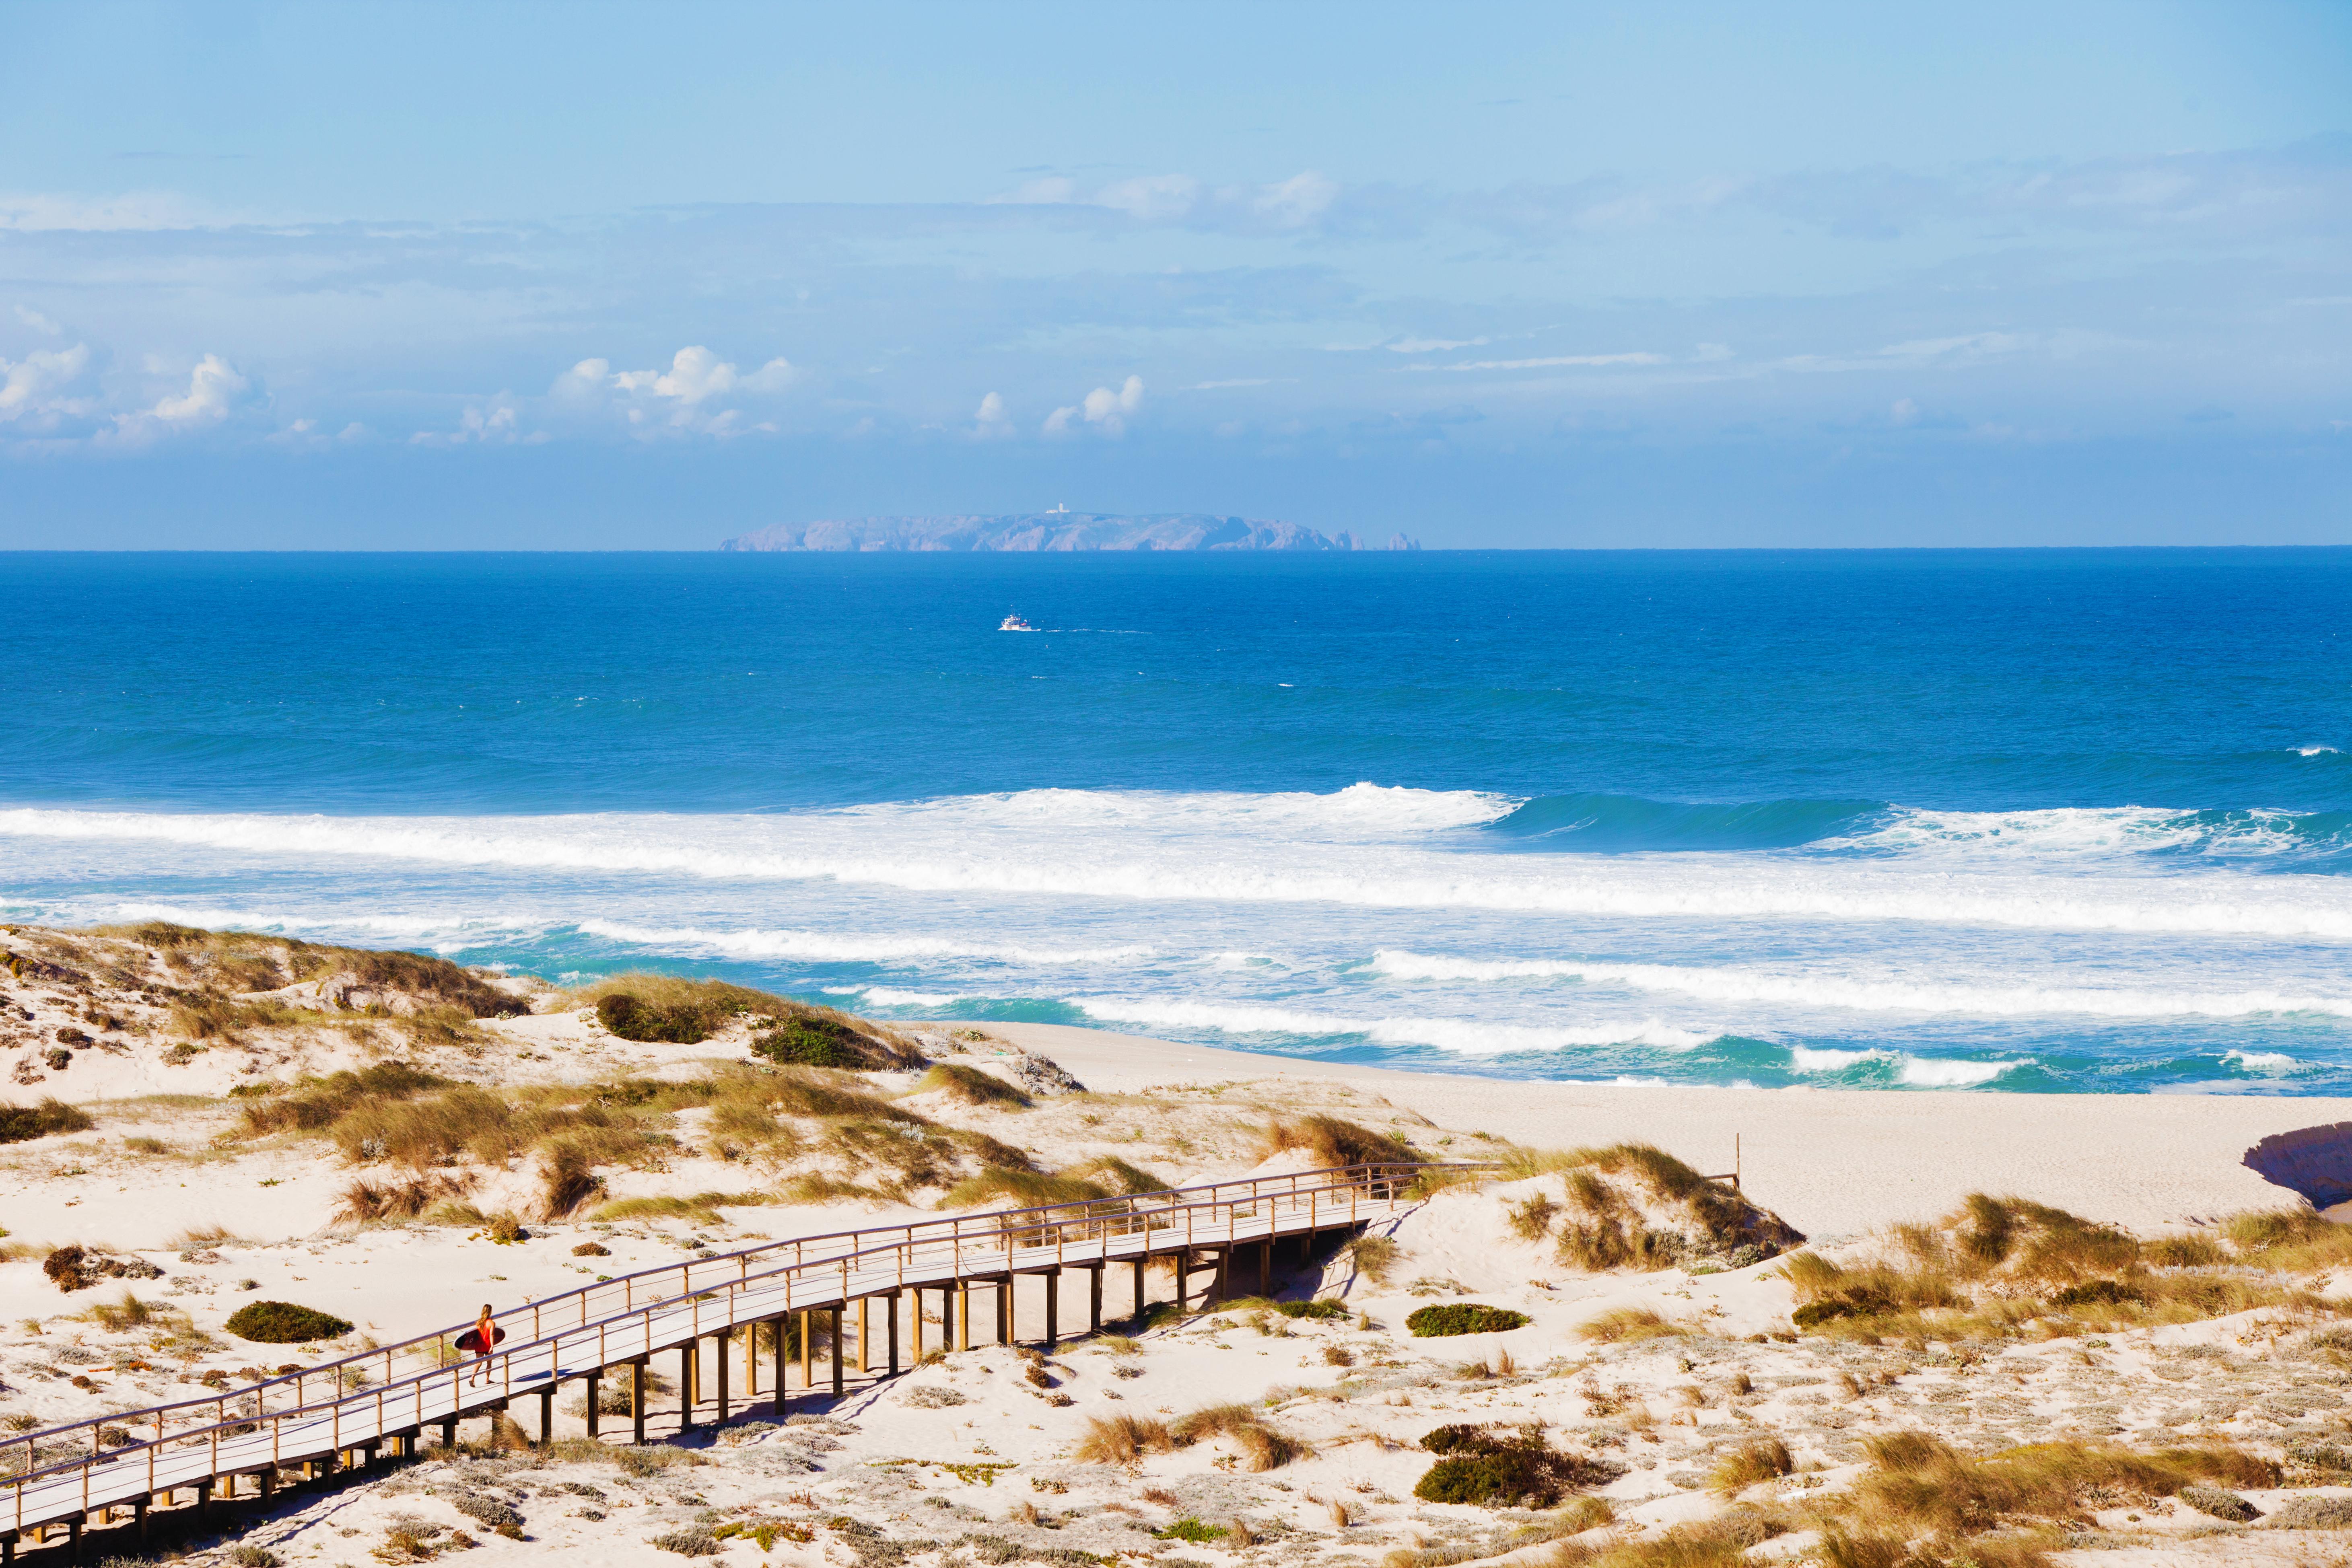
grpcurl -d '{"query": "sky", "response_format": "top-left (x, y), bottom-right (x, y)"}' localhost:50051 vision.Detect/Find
top-left (2, 0), bottom-right (2349, 549)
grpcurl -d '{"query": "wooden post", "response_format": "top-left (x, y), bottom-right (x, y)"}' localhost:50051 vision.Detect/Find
top-left (799, 1311), bottom-right (813, 1388)
top-left (856, 1298), bottom-right (868, 1373)
top-left (1043, 1269), bottom-right (1059, 1347)
top-left (908, 1289), bottom-right (923, 1363)
top-left (678, 1342), bottom-right (696, 1435)
top-left (888, 1290), bottom-right (902, 1375)
top-left (1133, 1256), bottom-right (1145, 1319)
top-left (539, 1385), bottom-right (554, 1445)
top-left (585, 1371), bottom-right (601, 1438)
top-left (716, 1327), bottom-right (731, 1422)
top-left (133, 1497), bottom-right (148, 1546)
top-left (830, 1305), bottom-right (844, 1397)
top-left (746, 1317), bottom-right (758, 1397)
top-left (998, 1279), bottom-right (1011, 1346)
top-left (955, 1282), bottom-right (970, 1352)
top-left (1089, 1263), bottom-right (1103, 1331)
top-left (1174, 1251), bottom-right (1188, 1315)
top-left (631, 1358), bottom-right (648, 1446)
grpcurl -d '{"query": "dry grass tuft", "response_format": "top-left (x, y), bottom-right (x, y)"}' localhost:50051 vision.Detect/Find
top-left (915, 1063), bottom-right (1033, 1109)
top-left (1786, 1193), bottom-right (2342, 1341)
top-left (937, 1168), bottom-right (1109, 1210)
top-left (1170, 1403), bottom-right (1308, 1470)
top-left (1577, 1306), bottom-right (1685, 1344)
top-left (1707, 1436), bottom-right (1793, 1496)
top-left (1260, 1115), bottom-right (1413, 1168)
top-left (1343, 1233), bottom-right (1399, 1286)
top-left (1074, 1413), bottom-right (1175, 1465)
top-left (334, 1173), bottom-right (477, 1226)
top-left (1062, 1155), bottom-right (1169, 1195)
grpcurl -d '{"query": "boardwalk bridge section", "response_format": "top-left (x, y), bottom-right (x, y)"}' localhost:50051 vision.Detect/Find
top-left (4, 1161), bottom-right (1462, 1561)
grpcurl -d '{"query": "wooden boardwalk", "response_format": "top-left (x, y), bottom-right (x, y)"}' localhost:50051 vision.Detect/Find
top-left (2, 1161), bottom-right (1457, 1560)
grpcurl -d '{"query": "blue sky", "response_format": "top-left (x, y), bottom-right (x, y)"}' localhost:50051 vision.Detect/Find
top-left (2, 0), bottom-right (2349, 548)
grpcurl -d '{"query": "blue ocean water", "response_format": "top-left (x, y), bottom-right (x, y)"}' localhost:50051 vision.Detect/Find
top-left (2, 547), bottom-right (2349, 1093)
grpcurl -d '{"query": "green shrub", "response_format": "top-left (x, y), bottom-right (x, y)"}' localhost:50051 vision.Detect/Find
top-left (752, 1017), bottom-right (865, 1068)
top-left (0, 1097), bottom-right (94, 1144)
top-left (1152, 1520), bottom-right (1227, 1543)
top-left (1406, 1303), bottom-right (1531, 1338)
top-left (1410, 1426), bottom-right (1616, 1506)
top-left (1276, 1300), bottom-right (1349, 1320)
top-left (597, 992), bottom-right (713, 1044)
top-left (224, 1300), bottom-right (354, 1344)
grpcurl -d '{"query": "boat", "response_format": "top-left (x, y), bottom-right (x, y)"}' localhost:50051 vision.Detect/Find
top-left (999, 612), bottom-right (1035, 632)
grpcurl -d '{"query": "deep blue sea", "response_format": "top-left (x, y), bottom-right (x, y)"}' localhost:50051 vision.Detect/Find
top-left (4, 548), bottom-right (2350, 1094)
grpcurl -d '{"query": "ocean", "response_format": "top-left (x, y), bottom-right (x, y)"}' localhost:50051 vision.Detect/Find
top-left (4, 547), bottom-right (2349, 1094)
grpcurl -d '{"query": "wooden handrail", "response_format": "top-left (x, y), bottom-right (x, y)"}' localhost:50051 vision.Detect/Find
top-left (3, 1160), bottom-right (1484, 1532)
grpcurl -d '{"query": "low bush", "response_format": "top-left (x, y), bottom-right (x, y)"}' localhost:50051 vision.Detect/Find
top-left (224, 1300), bottom-right (354, 1343)
top-left (1407, 1303), bottom-right (1531, 1338)
top-left (1411, 1426), bottom-right (1617, 1507)
top-left (0, 1097), bottom-right (95, 1144)
top-left (750, 1017), bottom-right (867, 1069)
top-left (1276, 1299), bottom-right (1349, 1320)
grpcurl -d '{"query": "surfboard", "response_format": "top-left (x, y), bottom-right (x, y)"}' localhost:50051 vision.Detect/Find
top-left (455, 1324), bottom-right (507, 1353)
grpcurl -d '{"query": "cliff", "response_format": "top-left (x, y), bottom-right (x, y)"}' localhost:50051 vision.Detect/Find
top-left (719, 512), bottom-right (1421, 552)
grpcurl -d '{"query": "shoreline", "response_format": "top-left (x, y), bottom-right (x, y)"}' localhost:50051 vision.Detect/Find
top-left (963, 1019), bottom-right (2352, 1239)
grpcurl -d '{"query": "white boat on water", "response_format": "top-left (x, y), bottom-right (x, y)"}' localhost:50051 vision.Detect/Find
top-left (999, 612), bottom-right (1035, 631)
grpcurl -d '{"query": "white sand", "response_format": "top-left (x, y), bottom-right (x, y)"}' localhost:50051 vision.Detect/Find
top-left (974, 1020), bottom-right (2352, 1238)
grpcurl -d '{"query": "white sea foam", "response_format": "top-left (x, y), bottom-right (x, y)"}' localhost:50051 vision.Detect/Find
top-left (8, 803), bottom-right (2352, 940)
top-left (1064, 996), bottom-right (1712, 1054)
top-left (1835, 803), bottom-right (2333, 862)
top-left (2298, 747), bottom-right (2341, 757)
top-left (1369, 949), bottom-right (2352, 1020)
top-left (1897, 1057), bottom-right (2022, 1087)
top-left (1787, 1046), bottom-right (1884, 1072)
top-left (2224, 1049), bottom-right (2301, 1071)
top-left (1784, 1044), bottom-right (2024, 1086)
top-left (840, 985), bottom-right (959, 1007)
top-left (576, 919), bottom-right (1153, 967)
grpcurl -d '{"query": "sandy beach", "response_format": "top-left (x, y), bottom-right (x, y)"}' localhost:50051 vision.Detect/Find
top-left (11, 923), bottom-right (2352, 1568)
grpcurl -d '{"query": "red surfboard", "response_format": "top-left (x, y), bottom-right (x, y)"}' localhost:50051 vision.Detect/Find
top-left (455, 1325), bottom-right (507, 1353)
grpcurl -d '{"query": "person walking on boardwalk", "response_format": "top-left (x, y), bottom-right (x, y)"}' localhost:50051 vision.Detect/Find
top-left (462, 1303), bottom-right (501, 1387)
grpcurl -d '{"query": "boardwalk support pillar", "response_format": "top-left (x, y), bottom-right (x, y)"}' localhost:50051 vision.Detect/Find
top-left (632, 1357), bottom-right (649, 1446)
top-left (1043, 1268), bottom-right (1060, 1348)
top-left (679, 1342), bottom-right (696, 1436)
top-left (585, 1371), bottom-right (601, 1438)
top-left (830, 1305), bottom-right (844, 1398)
top-left (888, 1292), bottom-right (901, 1376)
top-left (717, 1326), bottom-right (731, 1423)
top-left (1088, 1263), bottom-right (1103, 1333)
top-left (1133, 1257), bottom-right (1145, 1319)
top-left (539, 1385), bottom-right (554, 1445)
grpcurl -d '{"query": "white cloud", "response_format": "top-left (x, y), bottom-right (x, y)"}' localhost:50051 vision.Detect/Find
top-left (1416, 352), bottom-right (1666, 372)
top-left (104, 353), bottom-right (248, 441)
top-left (554, 346), bottom-right (797, 434)
top-left (974, 391), bottom-right (1014, 438)
top-left (1385, 337), bottom-right (1487, 353)
top-left (0, 191), bottom-right (216, 232)
top-left (1047, 374), bottom-right (1144, 437)
top-left (14, 306), bottom-right (63, 336)
top-left (991, 170), bottom-right (1339, 233)
top-left (1891, 397), bottom-right (1920, 426)
top-left (0, 342), bottom-right (95, 425)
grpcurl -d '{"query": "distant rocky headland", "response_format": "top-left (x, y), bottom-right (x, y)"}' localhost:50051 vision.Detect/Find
top-left (720, 512), bottom-right (1421, 552)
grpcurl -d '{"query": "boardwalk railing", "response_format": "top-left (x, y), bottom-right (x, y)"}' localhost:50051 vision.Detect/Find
top-left (4, 1160), bottom-right (1475, 1541)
